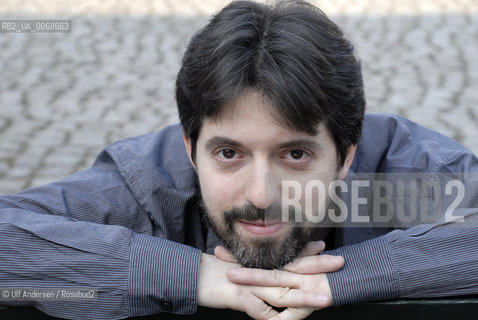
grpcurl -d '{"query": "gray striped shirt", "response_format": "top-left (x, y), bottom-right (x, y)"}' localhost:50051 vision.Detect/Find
top-left (0, 114), bottom-right (477, 319)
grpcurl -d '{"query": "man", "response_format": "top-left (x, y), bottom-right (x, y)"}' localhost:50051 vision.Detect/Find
top-left (0, 1), bottom-right (477, 319)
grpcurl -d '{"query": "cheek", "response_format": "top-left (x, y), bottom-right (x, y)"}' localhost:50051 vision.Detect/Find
top-left (197, 169), bottom-right (242, 214)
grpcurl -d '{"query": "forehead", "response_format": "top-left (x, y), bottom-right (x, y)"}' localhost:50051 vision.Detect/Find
top-left (210, 90), bottom-right (276, 127)
top-left (209, 89), bottom-right (313, 128)
top-left (199, 89), bottom-right (333, 147)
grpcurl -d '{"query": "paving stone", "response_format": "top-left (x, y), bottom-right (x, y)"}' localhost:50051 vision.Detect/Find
top-left (0, 178), bottom-right (28, 195)
top-left (0, 0), bottom-right (477, 193)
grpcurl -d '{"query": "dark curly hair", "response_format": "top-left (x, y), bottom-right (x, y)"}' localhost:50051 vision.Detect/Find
top-left (176, 0), bottom-right (365, 164)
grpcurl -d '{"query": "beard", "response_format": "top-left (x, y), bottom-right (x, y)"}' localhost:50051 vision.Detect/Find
top-left (201, 201), bottom-right (329, 270)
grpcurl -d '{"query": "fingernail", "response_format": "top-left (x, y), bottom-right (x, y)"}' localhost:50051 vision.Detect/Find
top-left (317, 294), bottom-right (330, 303)
top-left (331, 255), bottom-right (343, 263)
top-left (228, 268), bottom-right (241, 278)
top-left (310, 240), bottom-right (324, 248)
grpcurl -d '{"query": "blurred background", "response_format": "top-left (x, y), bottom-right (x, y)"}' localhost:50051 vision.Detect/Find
top-left (0, 0), bottom-right (477, 194)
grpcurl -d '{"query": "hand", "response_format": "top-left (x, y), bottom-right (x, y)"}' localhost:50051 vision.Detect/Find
top-left (197, 243), bottom-right (340, 319)
top-left (213, 241), bottom-right (344, 320)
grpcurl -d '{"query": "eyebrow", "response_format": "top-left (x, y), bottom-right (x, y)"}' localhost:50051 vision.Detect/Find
top-left (205, 137), bottom-right (243, 152)
top-left (276, 139), bottom-right (323, 154)
top-left (204, 136), bottom-right (323, 154)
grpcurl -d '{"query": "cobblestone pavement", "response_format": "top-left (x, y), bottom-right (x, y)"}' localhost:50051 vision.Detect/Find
top-left (0, 0), bottom-right (477, 194)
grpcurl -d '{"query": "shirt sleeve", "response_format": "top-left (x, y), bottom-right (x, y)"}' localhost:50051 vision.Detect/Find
top-left (326, 213), bottom-right (478, 305)
top-left (0, 147), bottom-right (201, 319)
top-left (326, 143), bottom-right (478, 305)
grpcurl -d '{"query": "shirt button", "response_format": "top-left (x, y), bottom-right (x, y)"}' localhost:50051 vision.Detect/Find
top-left (161, 300), bottom-right (173, 311)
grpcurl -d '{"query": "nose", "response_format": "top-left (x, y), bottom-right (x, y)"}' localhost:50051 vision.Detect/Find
top-left (244, 160), bottom-right (280, 210)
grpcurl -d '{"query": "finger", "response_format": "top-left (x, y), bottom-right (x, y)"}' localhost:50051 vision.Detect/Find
top-left (283, 254), bottom-right (344, 274)
top-left (239, 294), bottom-right (280, 320)
top-left (228, 268), bottom-right (301, 288)
top-left (269, 307), bottom-right (316, 320)
top-left (296, 241), bottom-right (325, 258)
top-left (214, 246), bottom-right (238, 263)
top-left (253, 286), bottom-right (331, 309)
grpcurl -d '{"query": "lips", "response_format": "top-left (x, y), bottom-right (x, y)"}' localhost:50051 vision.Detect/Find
top-left (236, 219), bottom-right (286, 237)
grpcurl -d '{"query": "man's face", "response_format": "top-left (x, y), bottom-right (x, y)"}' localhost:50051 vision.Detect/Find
top-left (185, 89), bottom-right (354, 269)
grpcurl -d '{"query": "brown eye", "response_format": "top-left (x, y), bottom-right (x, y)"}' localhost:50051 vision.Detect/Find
top-left (221, 149), bottom-right (237, 159)
top-left (289, 150), bottom-right (304, 160)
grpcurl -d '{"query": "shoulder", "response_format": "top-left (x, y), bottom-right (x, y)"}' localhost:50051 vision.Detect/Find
top-left (104, 124), bottom-right (197, 192)
top-left (352, 113), bottom-right (477, 173)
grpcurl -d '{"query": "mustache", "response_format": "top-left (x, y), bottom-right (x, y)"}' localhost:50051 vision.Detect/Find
top-left (223, 203), bottom-right (288, 224)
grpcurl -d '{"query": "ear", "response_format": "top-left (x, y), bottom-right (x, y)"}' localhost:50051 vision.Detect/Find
top-left (183, 134), bottom-right (197, 170)
top-left (338, 144), bottom-right (357, 180)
